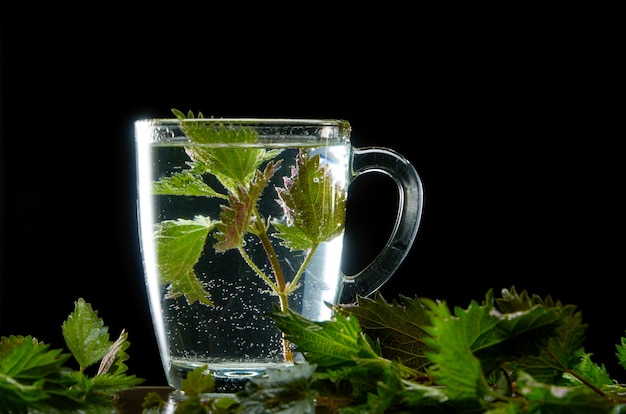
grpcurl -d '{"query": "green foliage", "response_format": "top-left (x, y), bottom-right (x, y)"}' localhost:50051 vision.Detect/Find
top-left (267, 287), bottom-right (626, 413)
top-left (273, 150), bottom-right (347, 250)
top-left (0, 299), bottom-right (143, 413)
top-left (495, 287), bottom-right (588, 384)
top-left (142, 390), bottom-right (168, 413)
top-left (421, 297), bottom-right (492, 407)
top-left (143, 365), bottom-right (238, 414)
top-left (0, 336), bottom-right (68, 411)
top-left (569, 353), bottom-right (613, 388)
top-left (236, 362), bottom-right (318, 413)
top-left (153, 170), bottom-right (223, 198)
top-left (339, 292), bottom-right (431, 371)
top-left (181, 365), bottom-right (215, 396)
top-left (516, 372), bottom-right (618, 413)
top-left (155, 216), bottom-right (216, 306)
top-left (618, 332), bottom-right (626, 371)
top-left (424, 288), bottom-right (569, 385)
top-left (271, 306), bottom-right (381, 369)
top-left (61, 298), bottom-right (113, 370)
top-left (172, 366), bottom-right (218, 413)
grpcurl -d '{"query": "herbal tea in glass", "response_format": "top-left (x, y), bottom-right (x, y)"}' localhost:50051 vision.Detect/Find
top-left (135, 111), bottom-right (423, 392)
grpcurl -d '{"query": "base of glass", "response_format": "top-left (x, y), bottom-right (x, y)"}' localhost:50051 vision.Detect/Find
top-left (168, 359), bottom-right (294, 393)
top-left (211, 368), bottom-right (265, 392)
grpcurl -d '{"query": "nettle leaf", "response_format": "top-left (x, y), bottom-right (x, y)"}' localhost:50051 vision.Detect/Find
top-left (570, 353), bottom-right (613, 388)
top-left (352, 363), bottom-right (417, 414)
top-left (173, 109), bottom-right (282, 193)
top-left (421, 298), bottom-right (491, 404)
top-left (617, 333), bottom-right (626, 371)
top-left (193, 145), bottom-right (281, 195)
top-left (0, 374), bottom-right (46, 414)
top-left (338, 293), bottom-right (432, 372)
top-left (270, 307), bottom-right (378, 368)
top-left (214, 160), bottom-right (281, 252)
top-left (180, 365), bottom-right (215, 396)
top-left (495, 285), bottom-right (558, 312)
top-left (153, 170), bottom-right (223, 198)
top-left (87, 370), bottom-right (144, 395)
top-left (0, 338), bottom-right (74, 412)
top-left (237, 362), bottom-right (317, 413)
top-left (155, 216), bottom-right (216, 306)
top-left (514, 303), bottom-right (587, 384)
top-left (62, 298), bottom-right (112, 370)
top-left (517, 372), bottom-right (618, 413)
top-left (0, 335), bottom-right (69, 379)
top-left (455, 289), bottom-right (562, 377)
top-left (273, 150), bottom-right (347, 250)
top-left (495, 287), bottom-right (588, 384)
top-left (422, 289), bottom-right (575, 405)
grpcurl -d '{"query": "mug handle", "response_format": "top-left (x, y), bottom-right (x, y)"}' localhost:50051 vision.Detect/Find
top-left (339, 147), bottom-right (424, 304)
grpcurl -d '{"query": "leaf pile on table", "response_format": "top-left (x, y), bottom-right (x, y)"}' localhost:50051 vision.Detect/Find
top-left (2, 288), bottom-right (625, 413)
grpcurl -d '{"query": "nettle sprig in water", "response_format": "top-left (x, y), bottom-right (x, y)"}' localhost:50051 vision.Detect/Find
top-left (153, 109), bottom-right (346, 361)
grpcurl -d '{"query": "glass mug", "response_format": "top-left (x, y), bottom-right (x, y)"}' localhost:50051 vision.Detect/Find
top-left (134, 117), bottom-right (423, 393)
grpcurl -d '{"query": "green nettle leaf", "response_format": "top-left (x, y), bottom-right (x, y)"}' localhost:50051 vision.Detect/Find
top-left (155, 216), bottom-right (216, 306)
top-left (349, 364), bottom-right (416, 413)
top-left (0, 377), bottom-right (46, 413)
top-left (62, 298), bottom-right (112, 370)
top-left (270, 307), bottom-right (378, 368)
top-left (273, 150), bottom-right (347, 251)
top-left (0, 335), bottom-right (69, 379)
top-left (214, 160), bottom-right (281, 252)
top-left (237, 362), bottom-right (317, 413)
top-left (617, 333), bottom-right (626, 370)
top-left (153, 170), bottom-right (223, 198)
top-left (191, 146), bottom-right (275, 195)
top-left (495, 285), bottom-right (558, 312)
top-left (512, 303), bottom-right (587, 384)
top-left (168, 365), bottom-right (218, 413)
top-left (0, 337), bottom-right (68, 413)
top-left (180, 365), bottom-right (215, 396)
top-left (570, 353), bottom-right (613, 388)
top-left (173, 109), bottom-right (282, 194)
top-left (453, 290), bottom-right (563, 377)
top-left (517, 372), bottom-right (618, 413)
top-left (494, 287), bottom-right (588, 384)
top-left (338, 293), bottom-right (432, 372)
top-left (421, 298), bottom-right (492, 405)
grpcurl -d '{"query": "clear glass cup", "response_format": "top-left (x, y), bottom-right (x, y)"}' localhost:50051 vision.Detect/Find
top-left (134, 117), bottom-right (423, 392)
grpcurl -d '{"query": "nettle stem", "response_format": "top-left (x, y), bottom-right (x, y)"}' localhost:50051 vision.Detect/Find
top-left (256, 223), bottom-right (286, 295)
top-left (288, 244), bottom-right (318, 292)
top-left (251, 217), bottom-right (294, 363)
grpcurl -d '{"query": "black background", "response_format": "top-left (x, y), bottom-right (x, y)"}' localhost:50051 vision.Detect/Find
top-left (1, 16), bottom-right (623, 385)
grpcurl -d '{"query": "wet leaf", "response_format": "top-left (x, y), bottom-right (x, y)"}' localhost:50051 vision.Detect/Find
top-left (273, 150), bottom-right (346, 250)
top-left (155, 216), bottom-right (216, 306)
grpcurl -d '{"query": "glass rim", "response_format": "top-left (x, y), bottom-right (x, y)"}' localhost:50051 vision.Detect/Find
top-left (135, 118), bottom-right (350, 127)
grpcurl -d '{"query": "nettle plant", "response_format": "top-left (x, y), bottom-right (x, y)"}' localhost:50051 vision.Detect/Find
top-left (152, 109), bottom-right (346, 361)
